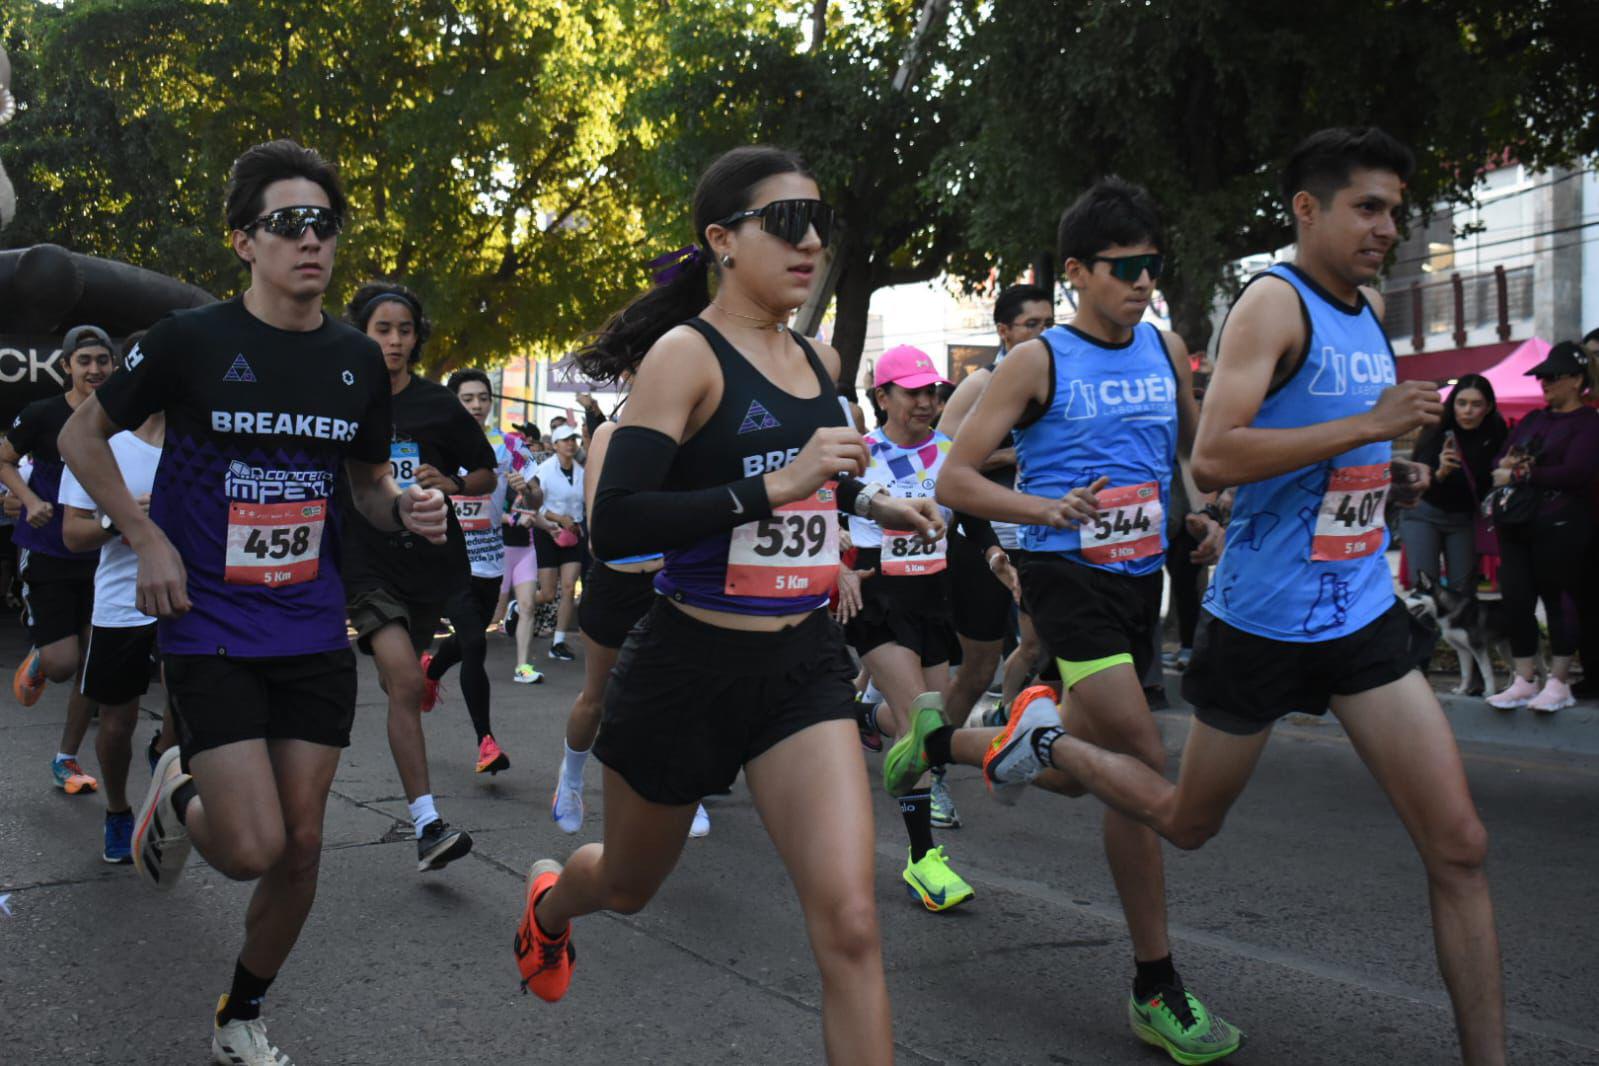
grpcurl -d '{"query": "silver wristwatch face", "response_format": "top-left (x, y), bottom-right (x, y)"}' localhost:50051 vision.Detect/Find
top-left (99, 512), bottom-right (115, 532)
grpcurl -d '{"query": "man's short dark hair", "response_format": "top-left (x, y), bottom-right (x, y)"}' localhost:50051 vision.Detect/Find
top-left (1281, 127), bottom-right (1415, 220)
top-left (993, 284), bottom-right (1052, 326)
top-left (447, 369), bottom-right (493, 395)
top-left (1583, 327), bottom-right (1599, 346)
top-left (549, 416), bottom-right (567, 430)
top-left (1057, 177), bottom-right (1163, 267)
top-left (224, 140), bottom-right (349, 234)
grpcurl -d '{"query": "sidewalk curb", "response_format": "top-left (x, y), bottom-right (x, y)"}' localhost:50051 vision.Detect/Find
top-left (1153, 670), bottom-right (1599, 758)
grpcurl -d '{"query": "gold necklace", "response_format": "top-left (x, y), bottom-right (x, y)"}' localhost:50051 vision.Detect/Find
top-left (712, 303), bottom-right (788, 334)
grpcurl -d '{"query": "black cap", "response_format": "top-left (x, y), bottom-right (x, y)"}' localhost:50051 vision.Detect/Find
top-left (1525, 340), bottom-right (1591, 379)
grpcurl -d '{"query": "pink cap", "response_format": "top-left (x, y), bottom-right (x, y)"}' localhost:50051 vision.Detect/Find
top-left (873, 345), bottom-right (950, 390)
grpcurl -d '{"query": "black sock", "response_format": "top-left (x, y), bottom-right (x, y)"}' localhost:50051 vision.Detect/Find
top-left (105, 807), bottom-right (132, 817)
top-left (170, 781), bottom-right (199, 826)
top-left (856, 696), bottom-right (878, 735)
top-left (900, 791), bottom-right (935, 861)
top-left (218, 960), bottom-right (275, 1024)
top-left (1133, 954), bottom-right (1179, 1000)
top-left (1031, 726), bottom-right (1065, 770)
top-left (923, 725), bottom-right (955, 767)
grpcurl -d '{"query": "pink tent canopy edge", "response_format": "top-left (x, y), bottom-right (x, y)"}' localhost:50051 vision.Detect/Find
top-left (1476, 336), bottom-right (1550, 421)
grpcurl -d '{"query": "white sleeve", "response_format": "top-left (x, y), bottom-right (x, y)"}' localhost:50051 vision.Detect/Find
top-left (57, 463), bottom-right (96, 511)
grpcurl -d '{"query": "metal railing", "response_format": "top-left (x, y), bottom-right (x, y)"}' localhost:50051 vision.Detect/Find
top-left (1381, 265), bottom-right (1533, 350)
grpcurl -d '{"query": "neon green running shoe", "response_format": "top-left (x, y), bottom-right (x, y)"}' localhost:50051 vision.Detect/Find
top-left (1128, 985), bottom-right (1244, 1064)
top-left (882, 692), bottom-right (945, 797)
top-left (901, 845), bottom-right (974, 912)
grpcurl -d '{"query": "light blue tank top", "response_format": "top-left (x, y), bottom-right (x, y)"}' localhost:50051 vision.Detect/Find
top-left (1204, 264), bottom-right (1398, 642)
top-left (1013, 322), bottom-right (1178, 577)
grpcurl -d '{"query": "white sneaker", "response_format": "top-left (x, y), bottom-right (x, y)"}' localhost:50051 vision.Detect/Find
top-left (1527, 677), bottom-right (1575, 714)
top-left (133, 745), bottom-right (192, 892)
top-left (550, 765), bottom-right (584, 834)
top-left (212, 996), bottom-right (293, 1065)
top-left (513, 663), bottom-right (545, 684)
top-left (689, 804), bottom-right (710, 838)
top-left (1486, 674), bottom-right (1540, 709)
top-left (982, 685), bottom-right (1062, 805)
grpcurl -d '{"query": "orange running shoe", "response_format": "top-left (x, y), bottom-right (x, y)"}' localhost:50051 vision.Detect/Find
top-left (13, 648), bottom-right (45, 707)
top-left (418, 652), bottom-right (441, 713)
top-left (515, 859), bottom-right (575, 1002)
top-left (477, 735), bottom-right (510, 774)
top-left (52, 755), bottom-right (99, 795)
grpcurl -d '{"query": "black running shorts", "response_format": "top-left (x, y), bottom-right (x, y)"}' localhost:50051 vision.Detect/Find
top-left (947, 528), bottom-right (1011, 643)
top-left (1182, 599), bottom-right (1435, 736)
top-left (165, 649), bottom-right (358, 766)
top-left (594, 601), bottom-right (857, 805)
top-left (346, 582), bottom-right (446, 656)
top-left (20, 550), bottom-right (96, 647)
top-left (1016, 550), bottom-right (1162, 680)
top-left (578, 563), bottom-right (659, 649)
top-left (532, 526), bottom-right (588, 570)
top-left (80, 623), bottom-right (157, 705)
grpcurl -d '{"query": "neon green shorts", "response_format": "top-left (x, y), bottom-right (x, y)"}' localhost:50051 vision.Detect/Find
top-left (1055, 653), bottom-right (1135, 690)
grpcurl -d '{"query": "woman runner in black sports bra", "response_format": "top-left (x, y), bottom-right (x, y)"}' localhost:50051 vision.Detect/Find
top-left (512, 147), bottom-right (939, 1064)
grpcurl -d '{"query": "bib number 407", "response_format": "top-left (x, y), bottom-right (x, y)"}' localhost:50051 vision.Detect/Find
top-left (1311, 463), bottom-right (1390, 561)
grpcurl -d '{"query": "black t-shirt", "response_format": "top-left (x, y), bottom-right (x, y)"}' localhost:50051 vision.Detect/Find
top-left (95, 296), bottom-right (391, 658)
top-left (339, 374), bottom-right (497, 602)
top-left (7, 393), bottom-right (99, 563)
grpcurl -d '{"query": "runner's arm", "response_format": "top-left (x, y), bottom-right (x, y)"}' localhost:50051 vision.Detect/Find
top-left (1192, 278), bottom-right (1439, 491)
top-left (344, 457), bottom-right (447, 542)
top-left (61, 507), bottom-right (114, 552)
top-left (0, 439), bottom-right (43, 513)
top-left (937, 369), bottom-right (1015, 472)
top-left (936, 341), bottom-right (1057, 524)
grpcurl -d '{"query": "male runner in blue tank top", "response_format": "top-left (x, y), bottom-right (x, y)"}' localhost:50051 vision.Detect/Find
top-left (923, 130), bottom-right (1505, 1065)
top-left (903, 176), bottom-right (1235, 1064)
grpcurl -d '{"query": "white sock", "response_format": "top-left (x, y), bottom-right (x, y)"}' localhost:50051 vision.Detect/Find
top-left (553, 630), bottom-right (568, 645)
top-left (562, 741), bottom-right (589, 783)
top-left (409, 794), bottom-right (439, 837)
top-left (863, 680), bottom-right (883, 704)
top-left (54, 752), bottom-right (73, 763)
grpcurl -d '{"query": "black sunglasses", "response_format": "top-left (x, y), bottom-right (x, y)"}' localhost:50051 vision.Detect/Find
top-left (714, 199), bottom-right (834, 248)
top-left (1088, 252), bottom-right (1164, 283)
top-left (244, 205), bottom-right (343, 241)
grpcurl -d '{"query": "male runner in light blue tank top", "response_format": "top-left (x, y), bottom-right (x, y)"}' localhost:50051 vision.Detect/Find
top-left (957, 130), bottom-right (1505, 1065)
top-left (909, 177), bottom-right (1238, 1064)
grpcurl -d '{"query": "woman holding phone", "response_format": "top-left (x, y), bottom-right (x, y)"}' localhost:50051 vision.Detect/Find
top-left (1400, 373), bottom-right (1506, 589)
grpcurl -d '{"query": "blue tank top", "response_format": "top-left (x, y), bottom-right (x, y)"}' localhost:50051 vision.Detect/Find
top-left (1013, 322), bottom-right (1178, 577)
top-left (1205, 264), bottom-right (1398, 642)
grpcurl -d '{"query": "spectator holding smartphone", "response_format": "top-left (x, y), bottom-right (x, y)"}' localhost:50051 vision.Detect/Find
top-left (1401, 373), bottom-right (1507, 588)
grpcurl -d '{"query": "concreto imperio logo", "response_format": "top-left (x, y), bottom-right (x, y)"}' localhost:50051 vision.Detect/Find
top-left (224, 462), bottom-right (335, 503)
top-left (211, 410), bottom-right (361, 442)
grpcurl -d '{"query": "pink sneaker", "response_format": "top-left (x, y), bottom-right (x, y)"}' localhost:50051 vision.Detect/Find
top-left (1486, 674), bottom-right (1539, 709)
top-left (476, 734), bottom-right (510, 775)
top-left (418, 653), bottom-right (441, 713)
top-left (1527, 677), bottom-right (1575, 714)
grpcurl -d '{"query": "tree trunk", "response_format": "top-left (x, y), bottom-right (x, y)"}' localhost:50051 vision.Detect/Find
top-left (1162, 272), bottom-right (1216, 362)
top-left (831, 243), bottom-right (875, 397)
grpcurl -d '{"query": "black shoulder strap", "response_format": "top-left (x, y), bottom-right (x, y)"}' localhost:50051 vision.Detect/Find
top-left (788, 330), bottom-right (835, 396)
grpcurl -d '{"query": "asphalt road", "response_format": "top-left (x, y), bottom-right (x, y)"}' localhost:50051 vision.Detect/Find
top-left (2, 623), bottom-right (1596, 1065)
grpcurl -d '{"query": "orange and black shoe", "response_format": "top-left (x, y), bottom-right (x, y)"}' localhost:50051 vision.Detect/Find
top-left (477, 735), bottom-right (510, 775)
top-left (515, 859), bottom-right (575, 1002)
top-left (13, 648), bottom-right (45, 707)
top-left (418, 652), bottom-right (441, 713)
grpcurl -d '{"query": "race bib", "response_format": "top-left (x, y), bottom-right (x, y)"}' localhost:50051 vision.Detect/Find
top-left (1082, 482), bottom-right (1163, 565)
top-left (451, 495), bottom-right (493, 532)
top-left (390, 441), bottom-right (420, 489)
top-left (881, 529), bottom-right (947, 576)
top-left (725, 482), bottom-right (840, 598)
top-left (225, 500), bottom-right (325, 587)
top-left (1311, 463), bottom-right (1390, 561)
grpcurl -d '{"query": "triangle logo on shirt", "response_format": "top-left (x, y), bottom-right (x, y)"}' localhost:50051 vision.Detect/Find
top-left (222, 353), bottom-right (257, 383)
top-left (738, 399), bottom-right (782, 434)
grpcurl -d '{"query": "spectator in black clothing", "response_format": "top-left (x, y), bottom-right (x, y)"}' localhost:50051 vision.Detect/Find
top-left (1400, 373), bottom-right (1508, 589)
top-left (1582, 328), bottom-right (1599, 698)
top-left (1486, 342), bottom-right (1599, 712)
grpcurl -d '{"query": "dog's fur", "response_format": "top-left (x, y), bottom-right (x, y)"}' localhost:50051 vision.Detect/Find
top-left (1402, 573), bottom-right (1515, 696)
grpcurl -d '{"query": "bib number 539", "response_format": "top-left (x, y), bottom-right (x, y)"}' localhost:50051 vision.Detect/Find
top-left (725, 483), bottom-right (840, 598)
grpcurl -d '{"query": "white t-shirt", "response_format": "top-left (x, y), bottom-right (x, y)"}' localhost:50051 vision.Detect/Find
top-left (58, 431), bottom-right (161, 629)
top-left (454, 429), bottom-right (532, 579)
top-left (534, 455), bottom-right (585, 526)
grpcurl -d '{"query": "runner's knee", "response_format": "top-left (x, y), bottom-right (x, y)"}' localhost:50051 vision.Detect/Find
top-left (216, 826), bottom-right (287, 881)
top-left (1420, 811), bottom-right (1489, 881)
top-left (807, 891), bottom-right (880, 967)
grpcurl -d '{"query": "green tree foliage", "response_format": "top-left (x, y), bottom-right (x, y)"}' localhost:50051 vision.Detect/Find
top-left (943, 0), bottom-right (1599, 350)
top-left (1, 0), bottom-right (661, 370)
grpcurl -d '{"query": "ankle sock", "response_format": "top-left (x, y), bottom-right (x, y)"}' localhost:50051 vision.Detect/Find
top-left (409, 794), bottom-right (439, 837)
top-left (217, 960), bottom-right (275, 1024)
top-left (1031, 726), bottom-right (1065, 770)
top-left (54, 752), bottom-right (73, 764)
top-left (553, 630), bottom-right (568, 645)
top-left (900, 791), bottom-right (935, 861)
top-left (1133, 954), bottom-right (1179, 1000)
top-left (561, 741), bottom-right (589, 782)
top-left (924, 726), bottom-right (955, 767)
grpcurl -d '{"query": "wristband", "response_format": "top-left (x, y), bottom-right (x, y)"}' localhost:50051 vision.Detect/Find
top-left (1200, 503), bottom-right (1224, 523)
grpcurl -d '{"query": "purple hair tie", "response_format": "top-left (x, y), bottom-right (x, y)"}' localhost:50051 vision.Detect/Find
top-left (647, 244), bottom-right (704, 286)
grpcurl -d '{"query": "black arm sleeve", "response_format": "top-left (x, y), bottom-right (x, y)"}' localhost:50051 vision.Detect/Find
top-left (583, 405), bottom-right (606, 441)
top-left (590, 425), bottom-right (773, 559)
top-left (956, 511), bottom-right (999, 553)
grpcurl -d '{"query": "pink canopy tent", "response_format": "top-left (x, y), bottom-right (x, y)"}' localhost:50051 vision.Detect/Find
top-left (1477, 337), bottom-right (1550, 422)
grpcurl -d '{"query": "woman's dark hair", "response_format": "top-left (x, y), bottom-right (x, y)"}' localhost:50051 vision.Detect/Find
top-left (993, 283), bottom-right (1051, 325)
top-left (224, 140), bottom-right (348, 234)
top-left (1416, 372), bottom-right (1507, 454)
top-left (1057, 176), bottom-right (1163, 267)
top-left (1281, 127), bottom-right (1414, 223)
top-left (346, 281), bottom-right (432, 364)
top-left (447, 368), bottom-right (492, 395)
top-left (575, 145), bottom-right (815, 383)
